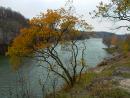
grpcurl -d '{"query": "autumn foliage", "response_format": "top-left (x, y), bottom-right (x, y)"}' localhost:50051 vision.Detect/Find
top-left (7, 7), bottom-right (92, 86)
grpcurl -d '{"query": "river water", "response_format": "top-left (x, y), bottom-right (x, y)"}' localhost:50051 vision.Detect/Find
top-left (0, 38), bottom-right (109, 98)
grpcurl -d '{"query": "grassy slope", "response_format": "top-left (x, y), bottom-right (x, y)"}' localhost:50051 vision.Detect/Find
top-left (49, 54), bottom-right (130, 98)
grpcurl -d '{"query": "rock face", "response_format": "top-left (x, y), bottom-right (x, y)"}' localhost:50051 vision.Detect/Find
top-left (0, 29), bottom-right (3, 43)
top-left (0, 44), bottom-right (7, 55)
top-left (120, 79), bottom-right (130, 93)
top-left (0, 7), bottom-right (28, 55)
top-left (0, 27), bottom-right (18, 44)
top-left (0, 28), bottom-right (15, 44)
top-left (0, 28), bottom-right (12, 55)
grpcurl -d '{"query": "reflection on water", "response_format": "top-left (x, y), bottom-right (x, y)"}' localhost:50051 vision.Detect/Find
top-left (0, 38), bottom-right (109, 98)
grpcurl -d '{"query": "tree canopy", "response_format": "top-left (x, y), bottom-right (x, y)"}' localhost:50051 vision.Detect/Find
top-left (7, 7), bottom-right (92, 86)
top-left (91, 0), bottom-right (130, 30)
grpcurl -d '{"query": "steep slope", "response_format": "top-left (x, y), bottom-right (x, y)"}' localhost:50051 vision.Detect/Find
top-left (0, 7), bottom-right (28, 55)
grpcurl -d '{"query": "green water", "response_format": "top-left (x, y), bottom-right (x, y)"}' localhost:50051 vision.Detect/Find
top-left (0, 38), bottom-right (109, 98)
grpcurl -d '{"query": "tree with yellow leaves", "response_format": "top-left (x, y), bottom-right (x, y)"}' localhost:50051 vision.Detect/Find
top-left (91, 0), bottom-right (130, 30)
top-left (7, 7), bottom-right (92, 87)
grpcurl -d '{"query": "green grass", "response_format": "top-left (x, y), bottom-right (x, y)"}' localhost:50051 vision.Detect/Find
top-left (119, 73), bottom-right (130, 78)
top-left (80, 72), bottom-right (98, 85)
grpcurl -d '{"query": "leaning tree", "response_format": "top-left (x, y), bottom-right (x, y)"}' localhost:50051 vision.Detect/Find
top-left (7, 7), bottom-right (92, 87)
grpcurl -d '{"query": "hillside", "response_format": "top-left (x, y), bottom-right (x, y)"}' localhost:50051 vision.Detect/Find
top-left (79, 31), bottom-right (128, 41)
top-left (92, 31), bottom-right (115, 38)
top-left (92, 31), bottom-right (128, 39)
top-left (47, 53), bottom-right (130, 98)
top-left (0, 7), bottom-right (28, 55)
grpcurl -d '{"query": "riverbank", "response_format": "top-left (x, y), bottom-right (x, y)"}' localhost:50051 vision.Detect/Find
top-left (0, 38), bottom-right (109, 98)
top-left (47, 53), bottom-right (130, 98)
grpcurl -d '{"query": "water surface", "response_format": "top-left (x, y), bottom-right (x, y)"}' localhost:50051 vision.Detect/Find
top-left (0, 38), bottom-right (109, 98)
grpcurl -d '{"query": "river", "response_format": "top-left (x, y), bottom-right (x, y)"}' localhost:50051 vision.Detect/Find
top-left (0, 38), bottom-right (109, 98)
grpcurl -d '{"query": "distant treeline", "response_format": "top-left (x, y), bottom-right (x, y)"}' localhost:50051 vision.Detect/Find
top-left (0, 7), bottom-right (28, 55)
top-left (0, 7), bottom-right (27, 24)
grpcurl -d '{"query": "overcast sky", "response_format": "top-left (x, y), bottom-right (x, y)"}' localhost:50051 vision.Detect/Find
top-left (0, 0), bottom-right (128, 34)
